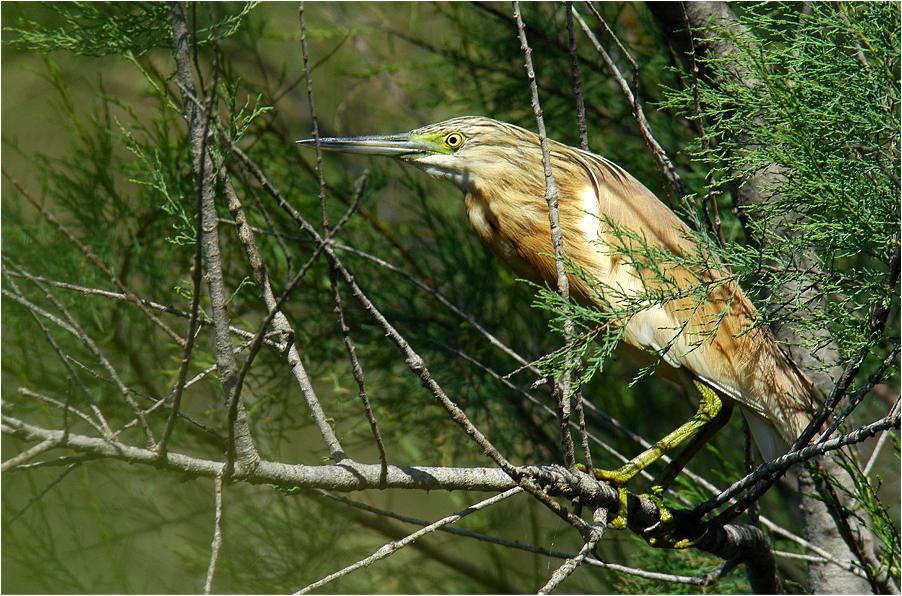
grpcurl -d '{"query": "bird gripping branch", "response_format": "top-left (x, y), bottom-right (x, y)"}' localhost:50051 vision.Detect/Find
top-left (298, 116), bottom-right (820, 500)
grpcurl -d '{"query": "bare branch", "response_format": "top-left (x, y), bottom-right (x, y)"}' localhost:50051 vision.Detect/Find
top-left (169, 0), bottom-right (259, 473)
top-left (203, 470), bottom-right (225, 594)
top-left (333, 243), bottom-right (533, 369)
top-left (294, 488), bottom-right (523, 594)
top-left (863, 428), bottom-right (892, 477)
top-left (2, 275), bottom-right (107, 437)
top-left (2, 415), bottom-right (511, 491)
top-left (5, 262), bottom-right (153, 444)
top-left (1, 437), bottom-right (61, 472)
top-left (4, 463), bottom-right (80, 528)
top-left (17, 388), bottom-right (106, 437)
top-left (571, 6), bottom-right (688, 203)
top-left (513, 0), bottom-right (577, 472)
top-left (157, 81), bottom-right (212, 458)
top-left (565, 2), bottom-right (589, 151)
top-left (538, 507), bottom-right (607, 594)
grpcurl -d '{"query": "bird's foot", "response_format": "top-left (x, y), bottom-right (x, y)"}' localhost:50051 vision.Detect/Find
top-left (641, 485), bottom-right (704, 549)
top-left (576, 463), bottom-right (633, 530)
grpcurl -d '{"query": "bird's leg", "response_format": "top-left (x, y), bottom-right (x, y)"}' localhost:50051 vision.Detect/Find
top-left (645, 381), bottom-right (731, 548)
top-left (653, 395), bottom-right (734, 492)
top-left (586, 380), bottom-right (725, 534)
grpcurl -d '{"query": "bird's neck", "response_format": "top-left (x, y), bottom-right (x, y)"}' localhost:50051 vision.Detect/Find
top-left (463, 175), bottom-right (602, 297)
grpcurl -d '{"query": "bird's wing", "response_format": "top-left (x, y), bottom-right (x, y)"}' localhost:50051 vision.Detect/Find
top-left (559, 147), bottom-right (819, 446)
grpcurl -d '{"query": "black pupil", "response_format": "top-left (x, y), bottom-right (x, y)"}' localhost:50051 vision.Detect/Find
top-left (448, 135), bottom-right (459, 146)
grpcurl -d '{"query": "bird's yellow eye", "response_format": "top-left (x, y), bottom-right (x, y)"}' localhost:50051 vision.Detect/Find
top-left (444, 132), bottom-right (465, 149)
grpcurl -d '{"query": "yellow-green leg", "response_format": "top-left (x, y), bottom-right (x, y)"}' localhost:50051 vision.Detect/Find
top-left (653, 394), bottom-right (734, 491)
top-left (587, 379), bottom-right (725, 532)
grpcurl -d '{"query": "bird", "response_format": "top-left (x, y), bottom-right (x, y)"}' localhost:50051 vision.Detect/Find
top-left (298, 116), bottom-right (820, 493)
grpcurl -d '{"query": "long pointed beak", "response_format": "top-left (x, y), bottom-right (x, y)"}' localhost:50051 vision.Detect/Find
top-left (296, 133), bottom-right (431, 157)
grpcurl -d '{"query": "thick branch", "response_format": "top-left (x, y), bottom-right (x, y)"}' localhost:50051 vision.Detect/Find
top-left (4, 415), bottom-right (785, 579)
top-left (169, 1), bottom-right (259, 472)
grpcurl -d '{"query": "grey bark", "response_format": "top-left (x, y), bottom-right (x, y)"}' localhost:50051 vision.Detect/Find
top-left (169, 2), bottom-right (259, 472)
top-left (3, 414), bottom-right (777, 584)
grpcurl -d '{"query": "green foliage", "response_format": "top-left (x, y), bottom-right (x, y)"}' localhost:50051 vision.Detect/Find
top-left (660, 1), bottom-right (899, 363)
top-left (828, 452), bottom-right (901, 582)
top-left (4, 2), bottom-right (258, 57)
top-left (5, 3), bottom-right (171, 56)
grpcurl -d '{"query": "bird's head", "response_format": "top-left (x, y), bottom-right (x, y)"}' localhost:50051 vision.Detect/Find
top-left (298, 116), bottom-right (542, 193)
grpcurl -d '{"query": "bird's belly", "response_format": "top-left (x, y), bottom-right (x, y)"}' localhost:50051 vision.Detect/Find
top-left (612, 339), bottom-right (687, 387)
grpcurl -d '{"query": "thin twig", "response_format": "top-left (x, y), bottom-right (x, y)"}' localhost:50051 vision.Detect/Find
top-left (571, 5), bottom-right (688, 203)
top-left (333, 243), bottom-right (533, 368)
top-left (2, 168), bottom-right (187, 348)
top-left (774, 550), bottom-right (834, 564)
top-left (585, 2), bottom-right (639, 89)
top-left (5, 454), bottom-right (100, 471)
top-left (862, 429), bottom-right (891, 477)
top-left (203, 470), bottom-right (225, 594)
top-left (294, 488), bottom-right (522, 594)
top-left (3, 271), bottom-right (106, 438)
top-left (513, 0), bottom-right (577, 472)
top-left (299, 6), bottom-right (387, 480)
top-left (6, 261), bottom-right (154, 444)
top-left (220, 184), bottom-right (344, 455)
top-left (565, 1), bottom-right (589, 151)
top-left (5, 463), bottom-right (80, 528)
top-left (538, 507), bottom-right (607, 594)
top-left (1, 273), bottom-right (285, 353)
top-left (313, 489), bottom-right (719, 586)
top-left (564, 1), bottom-right (593, 468)
top-left (17, 388), bottom-right (105, 437)
top-left (1, 437), bottom-right (61, 472)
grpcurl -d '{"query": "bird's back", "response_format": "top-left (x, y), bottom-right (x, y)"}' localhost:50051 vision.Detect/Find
top-left (463, 133), bottom-right (819, 459)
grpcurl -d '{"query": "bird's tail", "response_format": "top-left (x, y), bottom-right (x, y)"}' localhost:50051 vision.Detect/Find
top-left (745, 340), bottom-right (823, 462)
top-left (772, 345), bottom-right (823, 443)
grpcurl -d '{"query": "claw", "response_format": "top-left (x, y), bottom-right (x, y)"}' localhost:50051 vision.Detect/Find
top-left (577, 463), bottom-right (632, 528)
top-left (640, 489), bottom-right (703, 549)
top-left (608, 486), bottom-right (629, 529)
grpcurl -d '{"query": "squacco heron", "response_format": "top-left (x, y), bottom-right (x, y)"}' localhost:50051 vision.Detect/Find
top-left (299, 116), bottom-right (819, 501)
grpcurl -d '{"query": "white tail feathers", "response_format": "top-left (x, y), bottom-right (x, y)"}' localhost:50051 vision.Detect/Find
top-left (740, 407), bottom-right (791, 463)
top-left (742, 347), bottom-right (822, 462)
